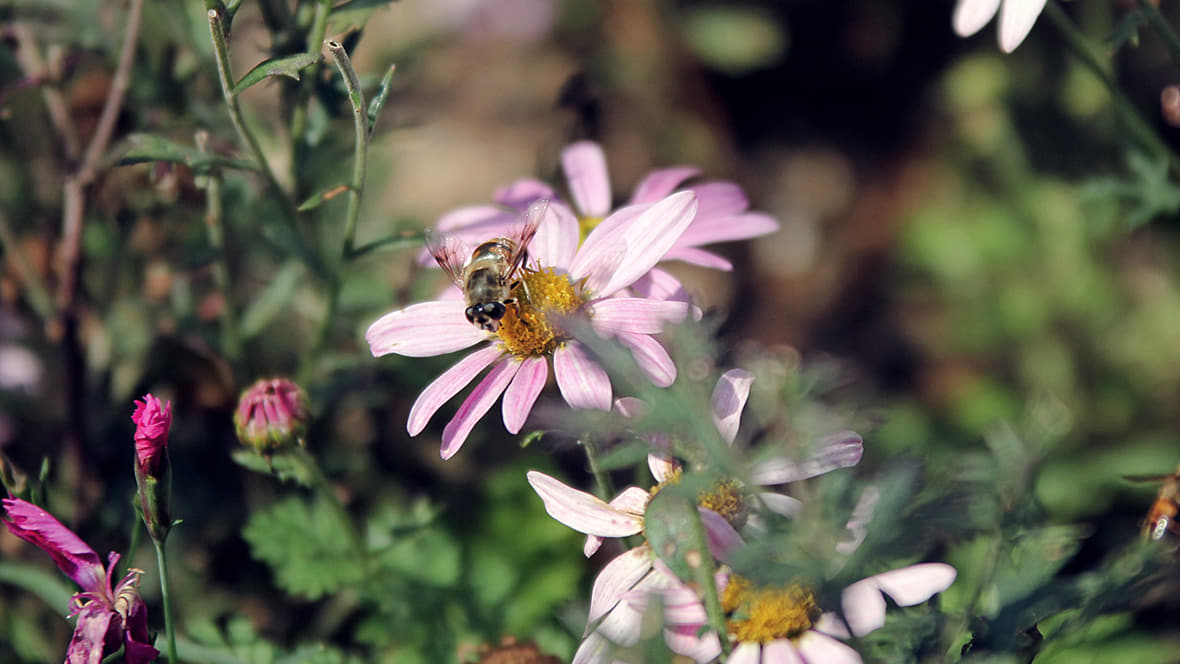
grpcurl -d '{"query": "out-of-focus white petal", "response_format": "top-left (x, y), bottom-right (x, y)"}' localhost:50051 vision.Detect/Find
top-left (998, 0), bottom-right (1047, 52)
top-left (839, 576), bottom-right (888, 637)
top-left (502, 356), bottom-right (547, 434)
top-left (572, 632), bottom-right (614, 664)
top-left (554, 342), bottom-right (613, 411)
top-left (727, 642), bottom-right (763, 664)
top-left (759, 492), bottom-right (803, 518)
top-left (699, 508), bottom-right (743, 560)
top-left (812, 612), bottom-right (851, 639)
top-left (795, 630), bottom-right (862, 664)
top-left (365, 301), bottom-right (486, 357)
top-left (629, 166), bottom-right (700, 204)
top-left (588, 547), bottom-right (653, 623)
top-left (618, 332), bottom-right (677, 387)
top-left (763, 639), bottom-right (805, 664)
top-left (711, 368), bottom-right (755, 445)
top-left (952, 0), bottom-right (1001, 37)
top-left (407, 345), bottom-right (503, 436)
top-left (527, 471), bottom-right (644, 537)
top-left (494, 177), bottom-right (558, 210)
top-left (750, 431), bottom-right (863, 484)
top-left (837, 485), bottom-right (880, 555)
top-left (563, 141), bottom-right (612, 217)
top-left (661, 246), bottom-right (735, 270)
top-left (871, 563), bottom-right (958, 607)
top-left (665, 623), bottom-right (722, 664)
top-left (648, 453), bottom-right (678, 483)
top-left (439, 359), bottom-right (520, 459)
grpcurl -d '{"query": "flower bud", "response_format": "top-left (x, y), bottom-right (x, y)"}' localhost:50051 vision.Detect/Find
top-left (234, 378), bottom-right (311, 456)
top-left (131, 394), bottom-right (172, 542)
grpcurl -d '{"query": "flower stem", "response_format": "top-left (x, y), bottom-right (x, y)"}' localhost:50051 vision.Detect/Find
top-left (580, 435), bottom-right (616, 502)
top-left (685, 505), bottom-right (731, 657)
top-left (289, 0), bottom-right (333, 190)
top-left (195, 130), bottom-right (241, 363)
top-left (1044, 0), bottom-right (1180, 174)
top-left (326, 40), bottom-right (368, 257)
top-left (152, 537), bottom-right (179, 664)
top-left (1137, 0), bottom-right (1180, 68)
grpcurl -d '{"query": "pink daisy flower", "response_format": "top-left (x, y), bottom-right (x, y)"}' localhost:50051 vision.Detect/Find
top-left (1, 498), bottom-right (159, 664)
top-left (652, 562), bottom-right (957, 664)
top-left (421, 140), bottom-right (779, 272)
top-left (367, 191), bottom-right (698, 459)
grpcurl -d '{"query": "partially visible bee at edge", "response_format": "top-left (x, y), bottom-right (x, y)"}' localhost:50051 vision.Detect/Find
top-left (426, 199), bottom-right (548, 333)
top-left (1126, 462), bottom-right (1180, 541)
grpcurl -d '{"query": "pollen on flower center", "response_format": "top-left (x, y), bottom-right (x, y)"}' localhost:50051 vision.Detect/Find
top-left (722, 575), bottom-right (820, 643)
top-left (497, 267), bottom-right (586, 357)
top-left (697, 479), bottom-right (750, 530)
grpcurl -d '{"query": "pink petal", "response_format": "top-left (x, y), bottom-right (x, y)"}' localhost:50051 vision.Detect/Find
top-left (596, 191), bottom-right (698, 297)
top-left (952, 0), bottom-right (1001, 37)
top-left (1, 498), bottom-right (104, 592)
top-left (436, 204), bottom-right (515, 232)
top-left (588, 547), bottom-right (653, 623)
top-left (526, 471), bottom-right (644, 537)
top-left (676, 211), bottom-right (780, 247)
top-left (840, 576), bottom-right (888, 637)
top-left (439, 358), bottom-right (521, 459)
top-left (562, 141), bottom-right (612, 217)
top-left (813, 612), bottom-right (851, 639)
top-left (629, 268), bottom-right (690, 302)
top-left (614, 397), bottom-right (646, 418)
top-left (700, 508), bottom-right (743, 560)
top-left (366, 301), bottom-right (487, 358)
top-left (629, 166), bottom-right (700, 204)
top-left (589, 298), bottom-right (689, 336)
top-left (554, 342), bottom-right (612, 411)
top-left (530, 201), bottom-right (580, 268)
top-left (872, 563), bottom-right (957, 606)
top-left (586, 487), bottom-right (650, 556)
top-left (570, 205), bottom-right (644, 288)
top-left (665, 625), bottom-right (722, 663)
top-left (661, 246), bottom-right (735, 270)
top-left (728, 642), bottom-right (763, 664)
top-left (712, 368), bottom-right (755, 445)
top-left (407, 345), bottom-right (503, 436)
top-left (647, 453), bottom-right (678, 483)
top-left (494, 177), bottom-right (558, 210)
top-left (764, 639), bottom-right (805, 664)
top-left (998, 0), bottom-right (1046, 52)
top-left (750, 431), bottom-right (864, 485)
top-left (502, 356), bottom-right (548, 433)
top-left (795, 631), bottom-right (862, 664)
top-left (689, 182), bottom-right (748, 218)
top-left (66, 601), bottom-right (114, 664)
top-left (759, 492), bottom-right (803, 518)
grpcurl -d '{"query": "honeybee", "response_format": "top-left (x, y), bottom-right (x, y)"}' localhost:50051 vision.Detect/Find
top-left (426, 199), bottom-right (548, 333)
top-left (1127, 463), bottom-right (1180, 541)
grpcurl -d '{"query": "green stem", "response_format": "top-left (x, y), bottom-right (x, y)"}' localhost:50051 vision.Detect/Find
top-left (152, 538), bottom-right (179, 664)
top-left (1137, 0), bottom-right (1180, 68)
top-left (196, 131), bottom-right (241, 364)
top-left (1044, 0), bottom-right (1180, 174)
top-left (580, 435), bottom-right (615, 502)
top-left (293, 447), bottom-right (369, 574)
top-left (289, 0), bottom-right (333, 190)
top-left (685, 503), bottom-right (730, 657)
top-left (326, 40), bottom-right (368, 257)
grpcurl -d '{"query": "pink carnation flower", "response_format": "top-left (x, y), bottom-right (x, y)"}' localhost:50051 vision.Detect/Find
top-left (131, 394), bottom-right (171, 478)
top-left (367, 191), bottom-right (698, 459)
top-left (422, 140), bottom-right (779, 272)
top-left (1, 498), bottom-right (158, 664)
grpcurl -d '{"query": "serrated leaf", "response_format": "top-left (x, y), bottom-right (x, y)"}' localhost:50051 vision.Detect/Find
top-left (115, 134), bottom-right (256, 173)
top-left (231, 53), bottom-right (322, 95)
top-left (238, 261), bottom-right (304, 340)
top-left (242, 496), bottom-right (365, 600)
top-left (366, 64), bottom-right (396, 136)
top-left (297, 184), bottom-right (351, 212)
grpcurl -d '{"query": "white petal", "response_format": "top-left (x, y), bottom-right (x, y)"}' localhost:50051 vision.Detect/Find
top-left (998, 0), bottom-right (1047, 52)
top-left (526, 471), bottom-right (643, 537)
top-left (872, 563), bottom-right (958, 606)
top-left (952, 0), bottom-right (1001, 37)
top-left (588, 547), bottom-right (653, 623)
top-left (795, 630), bottom-right (862, 664)
top-left (711, 368), bottom-right (755, 445)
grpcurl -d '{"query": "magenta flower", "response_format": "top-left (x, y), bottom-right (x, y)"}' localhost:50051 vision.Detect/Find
top-left (131, 395), bottom-right (170, 478)
top-left (367, 191), bottom-right (698, 459)
top-left (131, 394), bottom-right (172, 543)
top-left (1, 498), bottom-right (158, 664)
top-left (423, 140), bottom-right (778, 272)
top-left (653, 563), bottom-right (957, 664)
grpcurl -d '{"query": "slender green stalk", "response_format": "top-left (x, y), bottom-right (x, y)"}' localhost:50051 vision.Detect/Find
top-left (1137, 0), bottom-right (1180, 68)
top-left (289, 0), bottom-right (334, 188)
top-left (196, 131), bottom-right (241, 363)
top-left (152, 538), bottom-right (179, 664)
top-left (580, 435), bottom-right (616, 502)
top-left (1044, 1), bottom-right (1180, 174)
top-left (685, 502), bottom-right (731, 657)
top-left (326, 40), bottom-right (368, 256)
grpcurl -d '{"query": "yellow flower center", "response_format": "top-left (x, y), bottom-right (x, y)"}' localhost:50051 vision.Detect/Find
top-left (497, 267), bottom-right (586, 357)
top-left (722, 575), bottom-right (820, 643)
top-left (578, 215), bottom-right (603, 242)
top-left (697, 479), bottom-right (750, 530)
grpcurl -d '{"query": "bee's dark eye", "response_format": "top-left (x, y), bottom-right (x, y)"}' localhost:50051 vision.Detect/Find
top-left (464, 307), bottom-right (478, 324)
top-left (484, 302), bottom-right (507, 320)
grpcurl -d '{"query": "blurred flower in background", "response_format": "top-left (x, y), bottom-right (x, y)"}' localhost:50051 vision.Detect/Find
top-left (234, 378), bottom-right (312, 457)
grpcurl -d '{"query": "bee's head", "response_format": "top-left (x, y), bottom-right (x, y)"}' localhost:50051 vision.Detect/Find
top-left (466, 302), bottom-right (507, 332)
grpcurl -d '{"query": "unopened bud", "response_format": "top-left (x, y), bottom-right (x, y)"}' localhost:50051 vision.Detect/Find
top-left (234, 378), bottom-right (311, 455)
top-left (131, 394), bottom-right (172, 542)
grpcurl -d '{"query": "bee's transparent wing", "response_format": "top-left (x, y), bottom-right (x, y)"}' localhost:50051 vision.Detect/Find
top-left (504, 199), bottom-right (549, 274)
top-left (424, 228), bottom-right (469, 288)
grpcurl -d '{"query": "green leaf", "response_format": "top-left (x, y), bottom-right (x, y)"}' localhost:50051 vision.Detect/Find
top-left (231, 53), bottom-right (322, 95)
top-left (681, 6), bottom-right (786, 74)
top-left (115, 134), bottom-right (256, 173)
top-left (366, 64), bottom-right (397, 136)
top-left (0, 562), bottom-right (75, 610)
top-left (644, 486), bottom-right (706, 583)
top-left (238, 261), bottom-right (304, 340)
top-left (242, 496), bottom-right (365, 600)
top-left (297, 184), bottom-right (352, 212)
top-left (328, 0), bottom-right (399, 33)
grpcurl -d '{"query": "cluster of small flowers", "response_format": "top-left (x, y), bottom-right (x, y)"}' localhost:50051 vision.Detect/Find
top-left (366, 141), bottom-right (957, 662)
